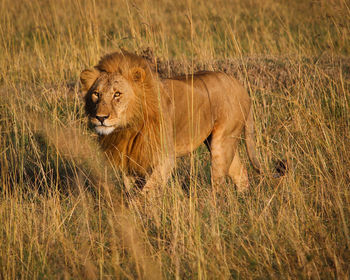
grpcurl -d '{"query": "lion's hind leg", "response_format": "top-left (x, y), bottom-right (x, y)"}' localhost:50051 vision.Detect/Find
top-left (209, 123), bottom-right (249, 192)
top-left (209, 129), bottom-right (240, 188)
top-left (228, 152), bottom-right (249, 192)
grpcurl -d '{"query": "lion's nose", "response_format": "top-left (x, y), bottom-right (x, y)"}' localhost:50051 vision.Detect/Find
top-left (96, 115), bottom-right (109, 124)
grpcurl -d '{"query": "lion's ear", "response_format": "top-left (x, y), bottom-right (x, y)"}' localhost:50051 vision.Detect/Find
top-left (130, 67), bottom-right (146, 83)
top-left (80, 68), bottom-right (100, 93)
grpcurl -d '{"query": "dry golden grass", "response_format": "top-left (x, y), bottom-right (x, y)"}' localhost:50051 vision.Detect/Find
top-left (0, 0), bottom-right (349, 279)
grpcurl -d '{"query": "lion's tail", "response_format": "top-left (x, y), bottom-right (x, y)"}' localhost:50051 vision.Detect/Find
top-left (245, 108), bottom-right (261, 173)
top-left (245, 108), bottom-right (287, 177)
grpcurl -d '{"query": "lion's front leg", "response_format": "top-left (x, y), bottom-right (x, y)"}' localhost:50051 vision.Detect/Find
top-left (142, 158), bottom-right (175, 193)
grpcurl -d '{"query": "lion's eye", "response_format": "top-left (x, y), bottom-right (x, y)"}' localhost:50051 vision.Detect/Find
top-left (93, 91), bottom-right (100, 98)
top-left (114, 91), bottom-right (122, 98)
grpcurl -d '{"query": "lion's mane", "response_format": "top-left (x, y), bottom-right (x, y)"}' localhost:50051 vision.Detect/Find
top-left (92, 51), bottom-right (163, 176)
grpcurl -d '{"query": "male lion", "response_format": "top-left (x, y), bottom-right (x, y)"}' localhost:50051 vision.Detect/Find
top-left (80, 51), bottom-right (262, 192)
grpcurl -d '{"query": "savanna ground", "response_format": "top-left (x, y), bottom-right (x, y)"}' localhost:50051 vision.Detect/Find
top-left (0, 0), bottom-right (349, 279)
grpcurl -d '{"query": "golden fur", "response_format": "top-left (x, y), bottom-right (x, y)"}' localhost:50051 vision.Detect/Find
top-left (80, 51), bottom-right (263, 192)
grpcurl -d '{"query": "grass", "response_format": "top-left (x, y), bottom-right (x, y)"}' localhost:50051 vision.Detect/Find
top-left (0, 0), bottom-right (349, 278)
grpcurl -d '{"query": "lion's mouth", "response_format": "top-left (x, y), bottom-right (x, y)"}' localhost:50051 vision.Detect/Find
top-left (94, 125), bottom-right (116, 135)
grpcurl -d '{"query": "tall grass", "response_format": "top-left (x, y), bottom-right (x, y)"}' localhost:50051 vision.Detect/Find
top-left (0, 0), bottom-right (349, 278)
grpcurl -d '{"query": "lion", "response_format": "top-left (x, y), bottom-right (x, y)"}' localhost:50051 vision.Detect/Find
top-left (80, 51), bottom-right (265, 192)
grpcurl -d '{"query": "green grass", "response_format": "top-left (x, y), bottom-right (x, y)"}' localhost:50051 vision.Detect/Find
top-left (1, 0), bottom-right (349, 278)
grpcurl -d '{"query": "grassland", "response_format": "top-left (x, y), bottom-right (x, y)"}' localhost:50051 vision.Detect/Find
top-left (0, 0), bottom-right (349, 279)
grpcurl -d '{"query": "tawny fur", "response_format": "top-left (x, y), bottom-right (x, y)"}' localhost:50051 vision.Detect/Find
top-left (80, 50), bottom-right (262, 192)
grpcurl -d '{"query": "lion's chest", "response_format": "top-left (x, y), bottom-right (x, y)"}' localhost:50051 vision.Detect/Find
top-left (100, 130), bottom-right (158, 176)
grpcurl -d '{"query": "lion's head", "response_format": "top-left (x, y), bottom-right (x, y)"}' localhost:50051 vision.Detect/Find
top-left (80, 51), bottom-right (158, 135)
